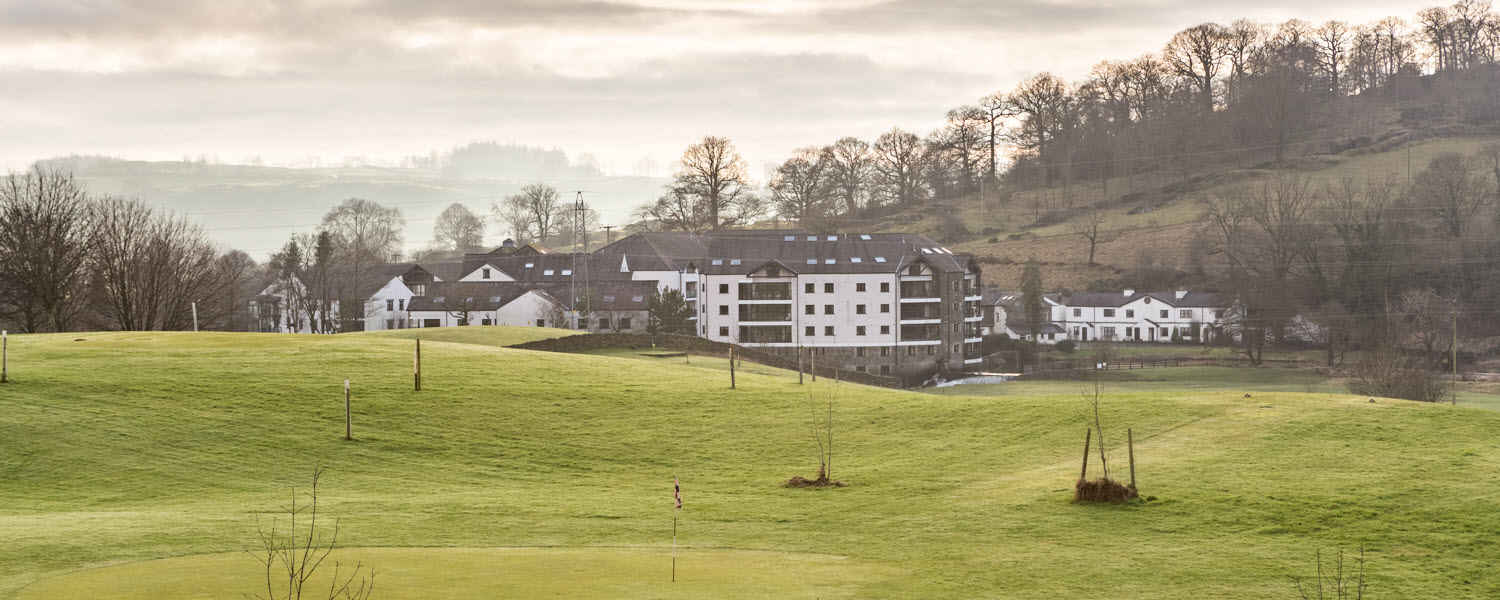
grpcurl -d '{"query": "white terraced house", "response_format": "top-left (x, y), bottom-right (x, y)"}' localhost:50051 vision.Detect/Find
top-left (1052, 289), bottom-right (1226, 343)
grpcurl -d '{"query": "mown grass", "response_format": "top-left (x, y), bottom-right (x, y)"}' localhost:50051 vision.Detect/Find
top-left (2, 331), bottom-right (1499, 598)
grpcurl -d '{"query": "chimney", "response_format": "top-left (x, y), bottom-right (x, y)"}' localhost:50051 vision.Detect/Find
top-left (1123, 289), bottom-right (1135, 297)
top-left (1175, 290), bottom-right (1188, 299)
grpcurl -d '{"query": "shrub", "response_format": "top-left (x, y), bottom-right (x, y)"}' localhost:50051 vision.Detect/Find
top-left (1055, 339), bottom-right (1076, 354)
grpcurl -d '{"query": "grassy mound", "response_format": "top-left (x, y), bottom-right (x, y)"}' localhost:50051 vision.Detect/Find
top-left (344, 324), bottom-right (579, 347)
top-left (1, 332), bottom-right (1498, 598)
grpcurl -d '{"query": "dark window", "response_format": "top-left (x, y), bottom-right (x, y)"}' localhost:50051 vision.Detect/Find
top-left (824, 283), bottom-right (834, 293)
top-left (482, 268), bottom-right (491, 279)
top-left (386, 299), bottom-right (394, 311)
top-left (719, 326), bottom-right (729, 336)
top-left (805, 304), bottom-right (815, 315)
top-left (824, 304), bottom-right (834, 315)
top-left (880, 365), bottom-right (890, 375)
top-left (881, 325), bottom-right (890, 334)
top-left (880, 304), bottom-right (890, 313)
top-left (1125, 310), bottom-right (1134, 318)
top-left (1073, 308), bottom-right (1081, 317)
top-left (719, 305), bottom-right (729, 315)
top-left (805, 282), bottom-right (815, 293)
top-left (806, 325), bottom-right (815, 336)
top-left (907, 346), bottom-right (916, 356)
top-left (1161, 310), bottom-right (1169, 318)
top-left (599, 317), bottom-right (611, 329)
top-left (621, 318), bottom-right (632, 329)
top-left (856, 283), bottom-right (866, 292)
top-left (856, 366), bottom-right (867, 372)
top-left (857, 326), bottom-right (867, 336)
top-left (1180, 310), bottom-right (1192, 318)
top-left (908, 265), bottom-right (921, 276)
top-left (719, 283), bottom-right (729, 294)
top-left (926, 346), bottom-right (934, 355)
top-left (1103, 309), bottom-right (1115, 317)
top-left (825, 326), bottom-right (835, 336)
top-left (856, 304), bottom-right (867, 314)
top-left (398, 299), bottom-right (405, 311)
top-left (881, 282), bottom-right (890, 293)
top-left (880, 346), bottom-right (890, 356)
top-left (856, 347), bottom-right (866, 357)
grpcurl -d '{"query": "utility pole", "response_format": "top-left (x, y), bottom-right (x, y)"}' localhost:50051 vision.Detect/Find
top-left (570, 191), bottom-right (584, 329)
top-left (2, 330), bottom-right (8, 384)
top-left (602, 225), bottom-right (615, 246)
top-left (1452, 306), bottom-right (1459, 406)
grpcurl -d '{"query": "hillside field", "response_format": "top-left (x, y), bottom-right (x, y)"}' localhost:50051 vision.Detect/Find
top-left (2, 329), bottom-right (1499, 598)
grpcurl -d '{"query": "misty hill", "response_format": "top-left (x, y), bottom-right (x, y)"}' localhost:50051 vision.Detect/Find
top-left (36, 146), bottom-right (667, 257)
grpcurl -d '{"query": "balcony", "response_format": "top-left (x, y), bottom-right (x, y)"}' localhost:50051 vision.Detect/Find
top-left (900, 323), bottom-right (941, 341)
top-left (737, 282), bottom-right (792, 301)
top-left (899, 304), bottom-right (940, 322)
top-left (739, 325), bottom-right (791, 344)
top-left (738, 305), bottom-right (792, 322)
top-left (899, 281), bottom-right (938, 301)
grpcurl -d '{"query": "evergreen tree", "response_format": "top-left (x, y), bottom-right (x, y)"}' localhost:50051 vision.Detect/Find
top-left (1020, 258), bottom-right (1046, 340)
top-left (646, 287), bottom-right (694, 335)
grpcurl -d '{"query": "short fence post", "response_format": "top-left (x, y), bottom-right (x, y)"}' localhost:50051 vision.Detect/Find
top-left (414, 338), bottom-right (422, 392)
top-left (1080, 428), bottom-right (1092, 480)
top-left (1, 330), bottom-right (7, 384)
top-left (811, 350), bottom-right (816, 382)
top-left (1128, 428), bottom-right (1137, 490)
top-left (798, 346), bottom-right (804, 384)
top-left (343, 380), bottom-right (352, 441)
top-left (729, 345), bottom-right (736, 389)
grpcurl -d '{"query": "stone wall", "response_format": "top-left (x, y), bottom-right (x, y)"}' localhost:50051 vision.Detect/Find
top-left (508, 333), bottom-right (906, 388)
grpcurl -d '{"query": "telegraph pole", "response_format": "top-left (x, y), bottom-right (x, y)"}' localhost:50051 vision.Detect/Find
top-left (602, 225), bottom-right (616, 246)
top-left (1452, 306), bottom-right (1459, 406)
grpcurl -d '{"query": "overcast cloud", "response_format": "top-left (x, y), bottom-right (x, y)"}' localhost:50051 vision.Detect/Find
top-left (0, 0), bottom-right (1435, 175)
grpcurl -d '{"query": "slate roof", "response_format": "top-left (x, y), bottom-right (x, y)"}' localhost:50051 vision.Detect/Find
top-left (407, 280), bottom-right (657, 312)
top-left (458, 253), bottom-right (637, 283)
top-left (591, 231), bottom-right (978, 276)
top-left (1063, 291), bottom-right (1222, 308)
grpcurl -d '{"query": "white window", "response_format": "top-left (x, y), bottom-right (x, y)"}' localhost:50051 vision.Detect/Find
top-left (560, 270), bottom-right (572, 276)
top-left (851, 257), bottom-right (862, 263)
top-left (807, 259), bottom-right (817, 264)
top-left (784, 235), bottom-right (795, 241)
top-left (824, 259), bottom-right (835, 264)
top-left (544, 270), bottom-right (554, 276)
top-left (874, 257), bottom-right (886, 263)
top-left (730, 259), bottom-right (741, 265)
top-left (525, 262), bottom-right (534, 268)
top-left (860, 234), bottom-right (871, 240)
top-left (807, 236), bottom-right (818, 241)
top-left (827, 235), bottom-right (838, 241)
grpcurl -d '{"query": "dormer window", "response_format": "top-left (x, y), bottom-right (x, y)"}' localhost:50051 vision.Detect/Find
top-left (482, 268), bottom-right (491, 279)
top-left (908, 265), bottom-right (921, 276)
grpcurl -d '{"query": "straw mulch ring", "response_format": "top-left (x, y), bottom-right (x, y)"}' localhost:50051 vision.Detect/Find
top-left (1074, 477), bottom-right (1138, 503)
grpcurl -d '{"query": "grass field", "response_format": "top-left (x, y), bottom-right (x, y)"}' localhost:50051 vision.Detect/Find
top-left (3, 330), bottom-right (1499, 598)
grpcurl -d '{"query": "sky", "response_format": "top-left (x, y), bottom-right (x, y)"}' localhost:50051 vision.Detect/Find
top-left (0, 0), bottom-right (1436, 177)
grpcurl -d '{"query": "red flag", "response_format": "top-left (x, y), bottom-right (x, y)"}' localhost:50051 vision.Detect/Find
top-left (674, 477), bottom-right (682, 510)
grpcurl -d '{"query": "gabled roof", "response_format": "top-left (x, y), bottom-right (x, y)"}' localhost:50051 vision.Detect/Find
top-left (406, 280), bottom-right (659, 313)
top-left (1063, 291), bottom-right (1223, 308)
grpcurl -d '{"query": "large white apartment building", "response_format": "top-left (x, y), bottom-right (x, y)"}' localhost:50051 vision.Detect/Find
top-left (626, 232), bottom-right (984, 381)
top-left (1052, 290), bottom-right (1226, 342)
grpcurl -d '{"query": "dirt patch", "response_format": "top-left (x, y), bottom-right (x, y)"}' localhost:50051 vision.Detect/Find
top-left (783, 475), bottom-right (847, 488)
top-left (1073, 477), bottom-right (1137, 503)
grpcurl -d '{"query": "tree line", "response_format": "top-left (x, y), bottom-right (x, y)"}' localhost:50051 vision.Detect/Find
top-left (627, 1), bottom-right (1500, 236)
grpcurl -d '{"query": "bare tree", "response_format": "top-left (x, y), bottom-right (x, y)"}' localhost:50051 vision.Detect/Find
top-left (90, 197), bottom-right (237, 331)
top-left (1345, 322), bottom-right (1446, 403)
top-left (1070, 208), bottom-right (1121, 266)
top-left (321, 198), bottom-right (404, 329)
top-left (769, 147), bottom-right (834, 228)
top-left (824, 137), bottom-right (872, 215)
top-left (432, 202), bottom-right (485, 253)
top-left (871, 128), bottom-right (928, 207)
top-left (640, 136), bottom-right (761, 232)
top-left (1412, 152), bottom-right (1491, 237)
top-left (1315, 21), bottom-right (1353, 95)
top-left (0, 167), bottom-right (95, 333)
top-left (496, 183), bottom-right (565, 244)
top-left (1164, 22), bottom-right (1232, 111)
top-left (1289, 547), bottom-right (1368, 600)
top-left (247, 465), bottom-right (376, 600)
